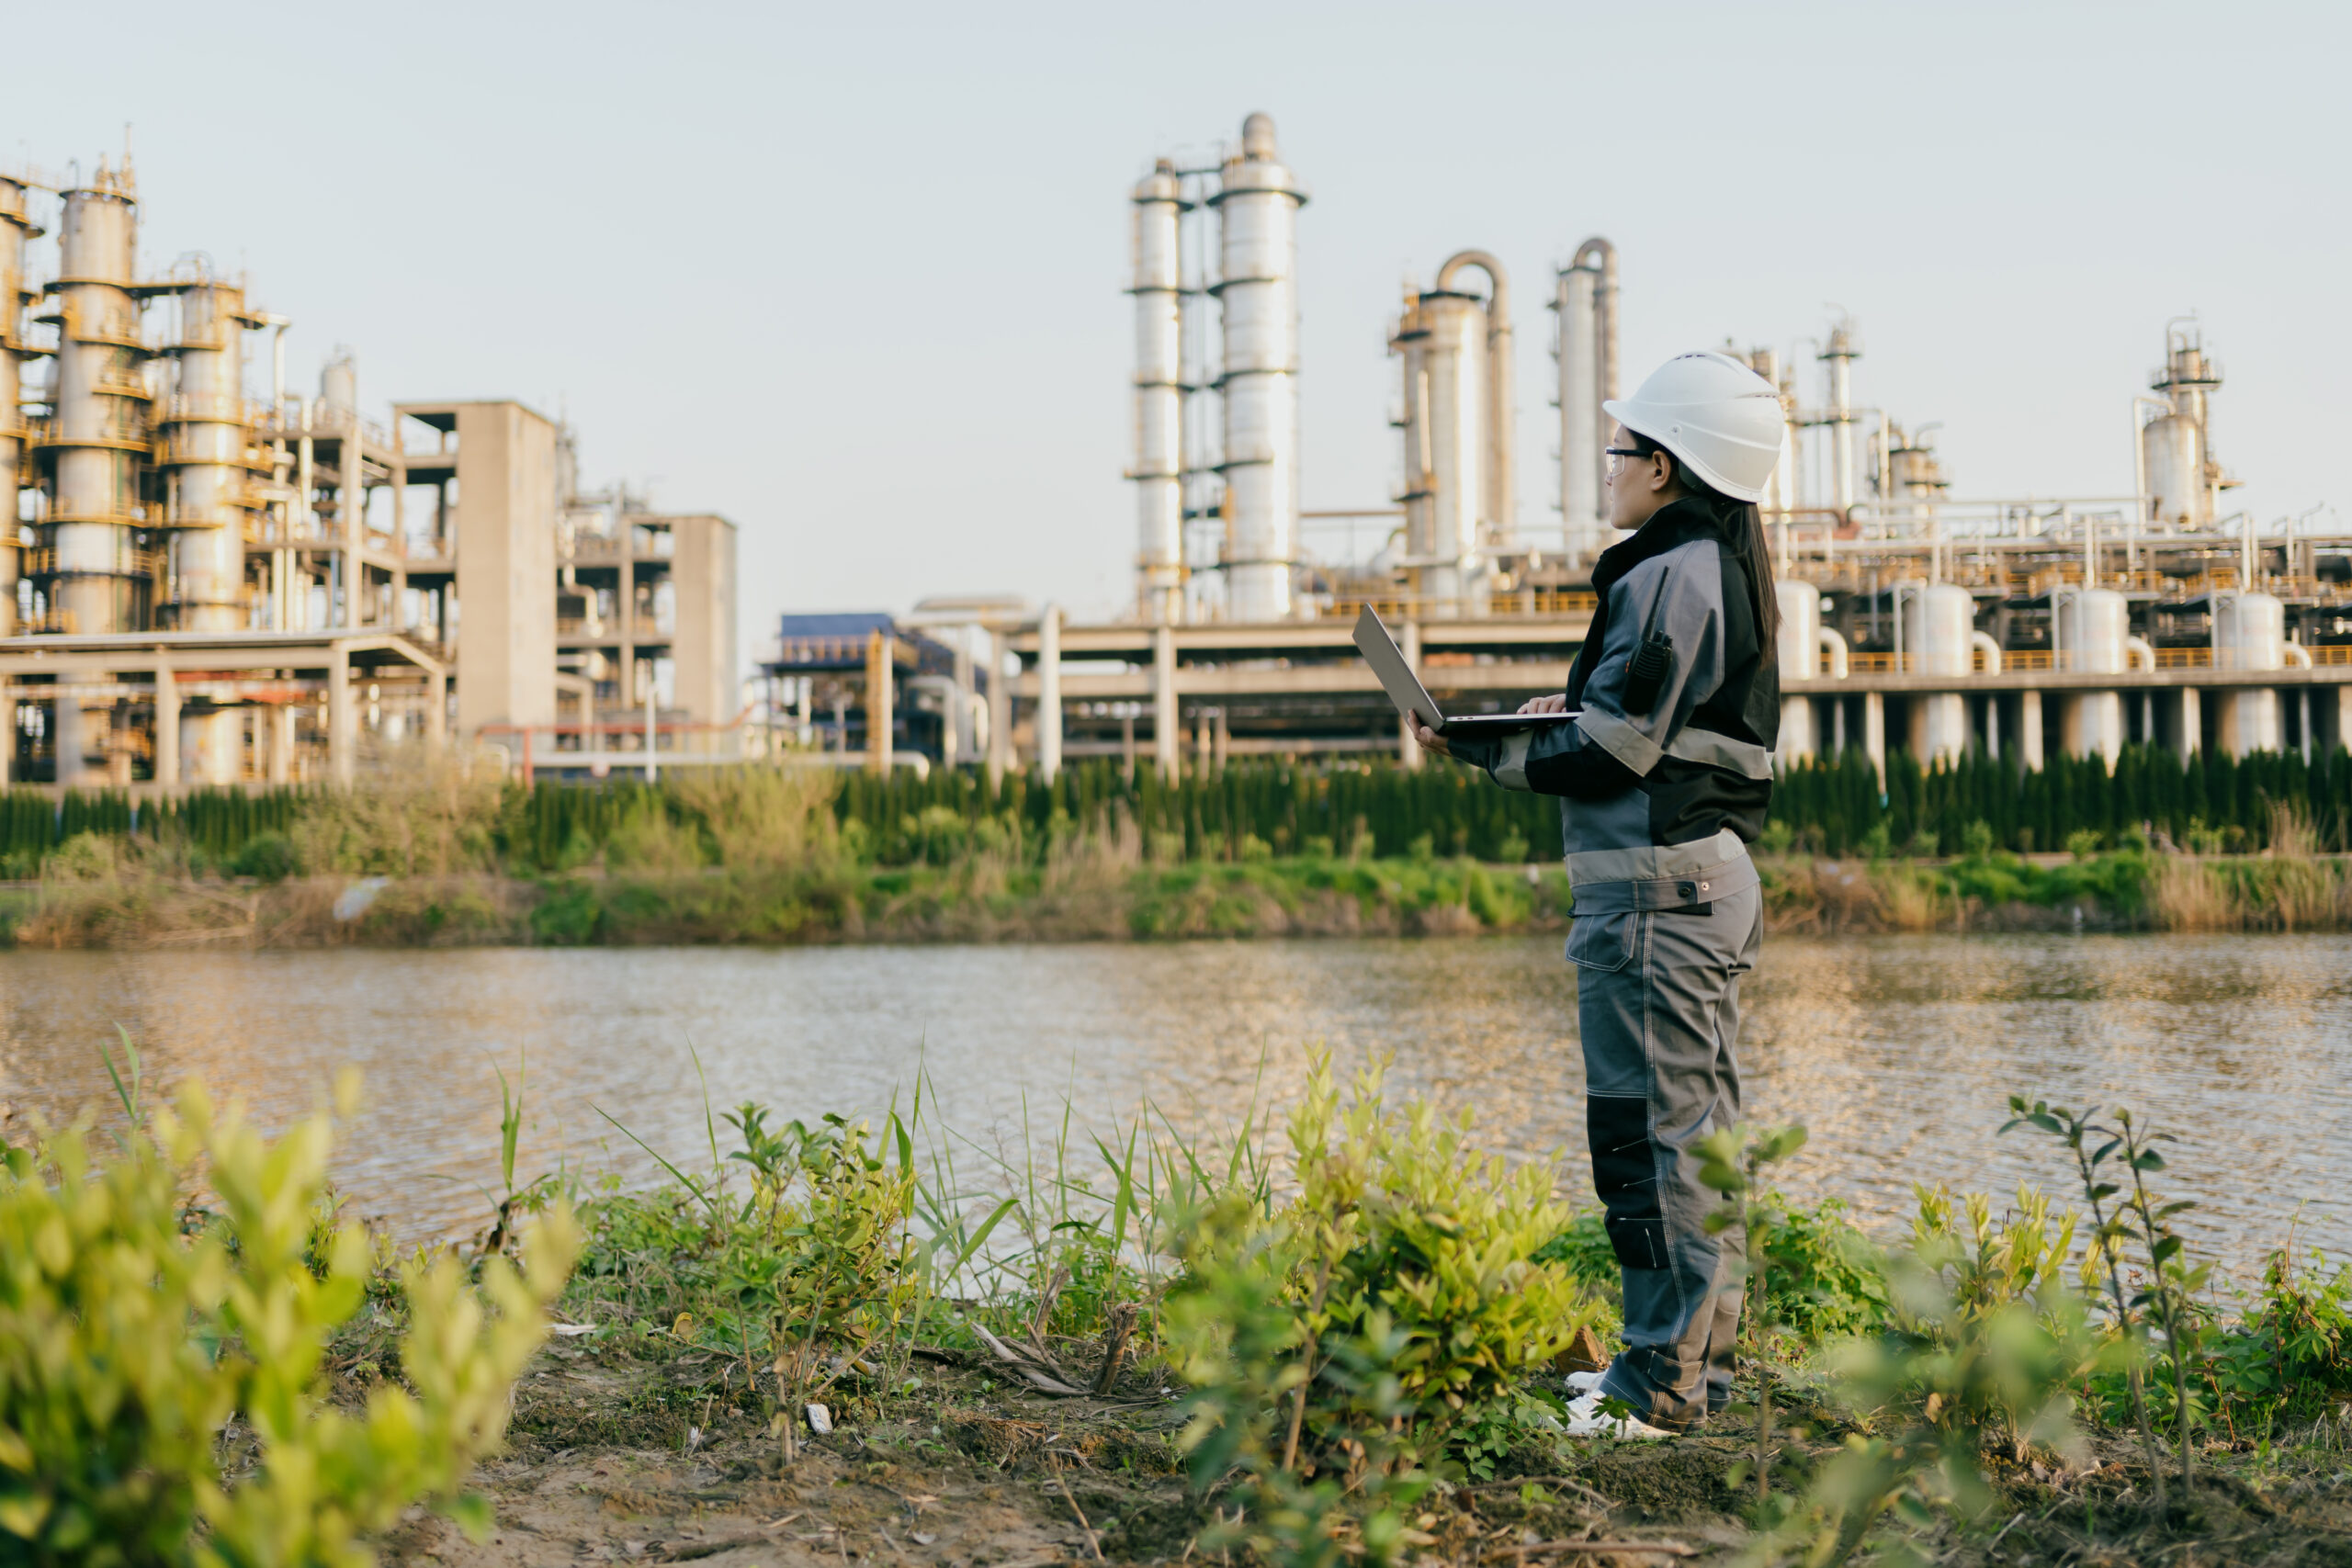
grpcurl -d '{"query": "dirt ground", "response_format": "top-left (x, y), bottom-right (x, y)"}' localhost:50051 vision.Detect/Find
top-left (383, 1344), bottom-right (2352, 1568)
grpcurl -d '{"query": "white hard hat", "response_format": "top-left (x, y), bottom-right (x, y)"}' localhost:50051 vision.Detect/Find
top-left (1604, 351), bottom-right (1786, 503)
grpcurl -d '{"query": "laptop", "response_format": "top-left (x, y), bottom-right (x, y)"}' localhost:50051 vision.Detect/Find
top-left (1351, 605), bottom-right (1579, 736)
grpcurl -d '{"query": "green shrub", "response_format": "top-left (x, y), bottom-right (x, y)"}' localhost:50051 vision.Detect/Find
top-left (0, 1081), bottom-right (577, 1564)
top-left (230, 829), bottom-right (300, 883)
top-left (1166, 1054), bottom-right (1602, 1503)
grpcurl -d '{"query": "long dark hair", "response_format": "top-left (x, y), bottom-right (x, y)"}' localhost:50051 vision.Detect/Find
top-left (1627, 431), bottom-right (1781, 643)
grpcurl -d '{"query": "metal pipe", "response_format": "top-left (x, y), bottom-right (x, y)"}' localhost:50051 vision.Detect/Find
top-left (1970, 630), bottom-right (2003, 675)
top-left (1818, 626), bottom-right (1849, 679)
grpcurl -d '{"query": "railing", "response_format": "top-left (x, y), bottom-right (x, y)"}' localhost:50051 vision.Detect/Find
top-left (18, 545), bottom-right (163, 579)
top-left (158, 392), bottom-right (272, 426)
top-left (1847, 651), bottom-right (1915, 674)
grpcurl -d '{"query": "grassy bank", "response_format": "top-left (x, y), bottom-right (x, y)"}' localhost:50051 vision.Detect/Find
top-left (9, 843), bottom-right (2352, 947)
top-left (14, 1046), bottom-right (2351, 1566)
top-left (4, 758), bottom-right (2350, 946)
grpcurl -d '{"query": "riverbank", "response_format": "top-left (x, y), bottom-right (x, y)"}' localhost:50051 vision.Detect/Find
top-left (6, 845), bottom-right (2350, 948)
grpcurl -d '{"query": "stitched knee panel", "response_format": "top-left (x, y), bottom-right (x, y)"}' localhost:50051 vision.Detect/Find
top-left (1588, 1092), bottom-right (1667, 1269)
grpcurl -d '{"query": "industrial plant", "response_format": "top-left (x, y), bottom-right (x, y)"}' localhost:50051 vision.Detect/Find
top-left (783, 112), bottom-right (2352, 784)
top-left (2, 149), bottom-right (737, 789)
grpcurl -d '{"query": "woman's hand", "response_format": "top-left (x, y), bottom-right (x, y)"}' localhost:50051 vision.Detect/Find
top-left (1411, 715), bottom-right (1453, 759)
top-left (1518, 694), bottom-right (1569, 716)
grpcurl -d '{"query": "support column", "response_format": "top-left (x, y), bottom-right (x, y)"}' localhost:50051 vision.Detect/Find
top-left (342, 412), bottom-right (364, 628)
top-left (154, 663), bottom-right (181, 790)
top-left (1213, 708), bottom-right (1228, 771)
top-left (2323, 684), bottom-right (2352, 757)
top-left (1984, 694), bottom-right (2000, 761)
top-left (2018, 689), bottom-right (2044, 773)
top-left (1862, 690), bottom-right (1886, 790)
top-left (1397, 619), bottom-right (1423, 768)
top-left (427, 667), bottom-right (447, 755)
top-left (985, 630), bottom-right (1010, 787)
top-left (1193, 708), bottom-right (1211, 773)
top-left (864, 628), bottom-right (892, 775)
top-left (2177, 686), bottom-right (2200, 762)
top-left (268, 702), bottom-right (294, 784)
top-left (1152, 622), bottom-right (1179, 780)
top-left (1037, 603), bottom-right (1063, 783)
top-left (0, 678), bottom-right (9, 786)
top-left (328, 645), bottom-right (355, 787)
top-left (951, 630), bottom-right (977, 763)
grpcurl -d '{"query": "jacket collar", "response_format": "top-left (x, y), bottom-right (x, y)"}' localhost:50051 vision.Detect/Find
top-left (1589, 497), bottom-right (1726, 600)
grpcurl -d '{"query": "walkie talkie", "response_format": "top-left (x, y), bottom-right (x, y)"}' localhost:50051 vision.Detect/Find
top-left (1620, 574), bottom-right (1675, 715)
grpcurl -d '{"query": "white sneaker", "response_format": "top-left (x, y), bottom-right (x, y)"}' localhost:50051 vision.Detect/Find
top-left (1562, 1390), bottom-right (1674, 1441)
top-left (1564, 1369), bottom-right (1606, 1393)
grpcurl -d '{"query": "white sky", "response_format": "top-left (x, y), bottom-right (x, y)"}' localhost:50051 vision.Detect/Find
top-left (16, 0), bottom-right (2348, 662)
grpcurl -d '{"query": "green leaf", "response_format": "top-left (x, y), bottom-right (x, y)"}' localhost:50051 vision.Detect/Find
top-left (0, 1490), bottom-right (51, 1539)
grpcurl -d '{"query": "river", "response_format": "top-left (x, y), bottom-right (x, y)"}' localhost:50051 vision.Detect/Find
top-left (1, 933), bottom-right (2344, 1277)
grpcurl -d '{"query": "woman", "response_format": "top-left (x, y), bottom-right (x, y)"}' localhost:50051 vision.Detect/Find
top-left (1416, 350), bottom-right (1785, 1438)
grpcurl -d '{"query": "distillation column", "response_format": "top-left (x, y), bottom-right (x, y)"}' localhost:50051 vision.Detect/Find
top-left (39, 163), bottom-right (152, 784)
top-left (0, 175), bottom-right (35, 638)
top-left (1210, 113), bottom-right (1306, 622)
top-left (1820, 319), bottom-right (1859, 514)
top-left (2141, 325), bottom-right (2224, 528)
top-left (1128, 162), bottom-right (1189, 624)
top-left (1391, 254), bottom-right (1509, 614)
top-left (1435, 251), bottom-right (1513, 556)
top-left (1555, 238), bottom-right (1616, 565)
top-left (158, 272), bottom-right (264, 783)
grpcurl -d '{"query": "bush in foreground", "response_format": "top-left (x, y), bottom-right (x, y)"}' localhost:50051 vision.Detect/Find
top-left (0, 1074), bottom-right (576, 1565)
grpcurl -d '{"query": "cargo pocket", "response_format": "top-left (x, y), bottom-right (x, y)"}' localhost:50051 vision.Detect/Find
top-left (1565, 909), bottom-right (1637, 972)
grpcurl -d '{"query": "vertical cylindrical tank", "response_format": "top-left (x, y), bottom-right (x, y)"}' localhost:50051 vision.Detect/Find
top-left (2141, 412), bottom-right (2205, 529)
top-left (1898, 579), bottom-right (1971, 762)
top-left (159, 276), bottom-right (258, 631)
top-left (1392, 266), bottom-right (1493, 614)
top-left (1210, 113), bottom-right (1306, 622)
top-left (1555, 237), bottom-right (1614, 564)
top-left (1900, 581), bottom-right (1973, 677)
top-left (157, 274), bottom-right (260, 780)
top-left (2212, 590), bottom-right (2283, 757)
top-left (319, 348), bottom-right (356, 417)
top-left (2214, 590), bottom-right (2283, 671)
top-left (0, 175), bottom-right (35, 637)
top-left (1128, 162), bottom-right (1188, 624)
top-left (1433, 251), bottom-right (1511, 556)
top-left (1820, 319), bottom-right (1860, 514)
top-left (1774, 580), bottom-right (1821, 761)
top-left (42, 164), bottom-right (152, 651)
top-left (2059, 588), bottom-right (2128, 673)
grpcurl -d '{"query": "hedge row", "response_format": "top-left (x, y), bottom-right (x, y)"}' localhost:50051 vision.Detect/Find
top-left (5, 743), bottom-right (2348, 873)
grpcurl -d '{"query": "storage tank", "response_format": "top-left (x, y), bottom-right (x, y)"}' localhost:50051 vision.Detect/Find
top-left (2056, 588), bottom-right (2129, 770)
top-left (1901, 581), bottom-right (1973, 676)
top-left (1900, 581), bottom-right (1973, 762)
top-left (2059, 589), bottom-right (2128, 673)
top-left (2213, 590), bottom-right (2283, 756)
top-left (1773, 581), bottom-right (1821, 761)
top-left (2141, 412), bottom-right (2205, 528)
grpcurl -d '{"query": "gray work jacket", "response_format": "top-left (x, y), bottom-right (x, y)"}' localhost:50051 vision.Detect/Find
top-left (1450, 500), bottom-right (1779, 905)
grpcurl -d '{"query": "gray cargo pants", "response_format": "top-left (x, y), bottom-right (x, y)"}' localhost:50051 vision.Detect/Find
top-left (1566, 856), bottom-right (1762, 1431)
